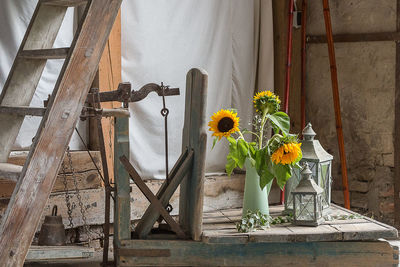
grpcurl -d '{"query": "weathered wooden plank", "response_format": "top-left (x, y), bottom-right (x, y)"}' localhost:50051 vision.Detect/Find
top-left (0, 151), bottom-right (102, 198)
top-left (333, 204), bottom-right (399, 234)
top-left (0, 106), bottom-right (46, 117)
top-left (285, 225), bottom-right (342, 242)
top-left (0, 0), bottom-right (122, 265)
top-left (179, 68), bottom-right (208, 241)
top-left (19, 48), bottom-right (69, 59)
top-left (119, 239), bottom-right (398, 266)
top-left (25, 245), bottom-right (94, 261)
top-left (248, 226), bottom-right (295, 243)
top-left (8, 151), bottom-right (102, 174)
top-left (0, 4), bottom-right (68, 163)
top-left (331, 222), bottom-right (398, 241)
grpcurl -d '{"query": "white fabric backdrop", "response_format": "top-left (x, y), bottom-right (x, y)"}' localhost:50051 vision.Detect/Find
top-left (122, 0), bottom-right (274, 178)
top-left (0, 0), bottom-right (273, 178)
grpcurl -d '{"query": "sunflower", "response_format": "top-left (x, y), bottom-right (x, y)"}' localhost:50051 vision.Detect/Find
top-left (208, 109), bottom-right (240, 140)
top-left (253, 90), bottom-right (281, 114)
top-left (271, 142), bottom-right (302, 165)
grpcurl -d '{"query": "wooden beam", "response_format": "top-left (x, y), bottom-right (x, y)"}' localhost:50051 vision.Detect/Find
top-left (118, 240), bottom-right (398, 266)
top-left (0, 151), bottom-right (103, 198)
top-left (394, 0), bottom-right (400, 229)
top-left (307, 31), bottom-right (400, 44)
top-left (89, 9), bottom-right (121, 182)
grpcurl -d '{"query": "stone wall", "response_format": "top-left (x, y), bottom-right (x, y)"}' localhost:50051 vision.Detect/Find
top-left (305, 0), bottom-right (396, 225)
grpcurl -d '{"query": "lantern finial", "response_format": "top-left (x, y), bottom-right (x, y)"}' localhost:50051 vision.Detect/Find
top-left (301, 163), bottom-right (312, 180)
top-left (303, 123), bottom-right (316, 141)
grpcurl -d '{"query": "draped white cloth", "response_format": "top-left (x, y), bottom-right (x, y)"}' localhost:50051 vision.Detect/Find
top-left (0, 0), bottom-right (273, 178)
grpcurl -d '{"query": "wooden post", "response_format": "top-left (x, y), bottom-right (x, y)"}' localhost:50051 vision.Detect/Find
top-left (322, 0), bottom-right (350, 209)
top-left (394, 0), bottom-right (400, 229)
top-left (178, 68), bottom-right (208, 241)
top-left (114, 116), bottom-right (131, 247)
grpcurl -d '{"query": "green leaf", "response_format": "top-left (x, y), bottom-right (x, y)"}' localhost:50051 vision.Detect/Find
top-left (226, 137), bottom-right (239, 175)
top-left (272, 163), bottom-right (292, 189)
top-left (237, 139), bottom-right (249, 168)
top-left (268, 112), bottom-right (290, 136)
top-left (212, 137), bottom-right (218, 149)
top-left (225, 156), bottom-right (236, 176)
top-left (255, 149), bottom-right (275, 189)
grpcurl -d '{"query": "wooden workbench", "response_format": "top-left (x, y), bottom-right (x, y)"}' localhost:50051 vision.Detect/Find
top-left (118, 204), bottom-right (399, 266)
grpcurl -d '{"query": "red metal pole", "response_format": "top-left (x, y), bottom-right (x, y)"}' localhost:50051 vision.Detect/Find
top-left (281, 0), bottom-right (295, 204)
top-left (322, 0), bottom-right (351, 209)
top-left (300, 0), bottom-right (307, 132)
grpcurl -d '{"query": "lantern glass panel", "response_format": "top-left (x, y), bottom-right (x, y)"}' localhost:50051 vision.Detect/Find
top-left (316, 195), bottom-right (322, 218)
top-left (319, 161), bottom-right (331, 208)
top-left (295, 193), bottom-right (315, 221)
top-left (308, 162), bottom-right (318, 183)
top-left (284, 168), bottom-right (301, 211)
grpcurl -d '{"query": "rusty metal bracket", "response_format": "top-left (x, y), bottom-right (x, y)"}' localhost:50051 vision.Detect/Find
top-left (86, 82), bottom-right (180, 107)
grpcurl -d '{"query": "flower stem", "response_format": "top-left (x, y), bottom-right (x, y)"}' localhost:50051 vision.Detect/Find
top-left (258, 109), bottom-right (268, 149)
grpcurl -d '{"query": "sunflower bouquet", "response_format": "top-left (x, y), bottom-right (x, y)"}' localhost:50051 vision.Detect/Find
top-left (208, 90), bottom-right (302, 191)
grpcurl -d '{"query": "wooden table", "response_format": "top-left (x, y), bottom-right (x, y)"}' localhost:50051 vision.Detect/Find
top-left (119, 204), bottom-right (399, 266)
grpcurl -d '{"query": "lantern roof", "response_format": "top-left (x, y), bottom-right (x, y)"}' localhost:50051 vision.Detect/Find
top-left (300, 123), bottom-right (333, 162)
top-left (292, 163), bottom-right (324, 194)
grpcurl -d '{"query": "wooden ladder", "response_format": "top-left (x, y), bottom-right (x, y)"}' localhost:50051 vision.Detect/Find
top-left (0, 0), bottom-right (122, 266)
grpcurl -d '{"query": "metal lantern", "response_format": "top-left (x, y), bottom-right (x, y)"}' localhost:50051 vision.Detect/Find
top-left (284, 123), bottom-right (333, 213)
top-left (292, 163), bottom-right (324, 226)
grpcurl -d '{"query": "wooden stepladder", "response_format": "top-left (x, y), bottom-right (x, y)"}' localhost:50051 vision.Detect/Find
top-left (0, 0), bottom-right (122, 266)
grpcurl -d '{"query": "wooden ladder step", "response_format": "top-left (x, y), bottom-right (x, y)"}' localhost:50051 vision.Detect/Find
top-left (0, 163), bottom-right (22, 182)
top-left (0, 106), bottom-right (46, 116)
top-left (41, 0), bottom-right (88, 7)
top-left (19, 48), bottom-right (69, 60)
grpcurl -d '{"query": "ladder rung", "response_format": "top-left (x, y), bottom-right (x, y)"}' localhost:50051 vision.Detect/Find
top-left (0, 163), bottom-right (22, 182)
top-left (19, 48), bottom-right (69, 60)
top-left (41, 0), bottom-right (88, 7)
top-left (0, 106), bottom-right (46, 116)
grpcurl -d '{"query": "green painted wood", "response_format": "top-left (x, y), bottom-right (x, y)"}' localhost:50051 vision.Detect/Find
top-left (25, 246), bottom-right (94, 261)
top-left (134, 149), bottom-right (193, 239)
top-left (179, 68), bottom-right (208, 241)
top-left (114, 117), bottom-right (131, 245)
top-left (119, 239), bottom-right (398, 266)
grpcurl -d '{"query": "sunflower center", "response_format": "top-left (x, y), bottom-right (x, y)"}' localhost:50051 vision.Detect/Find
top-left (217, 117), bottom-right (234, 133)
